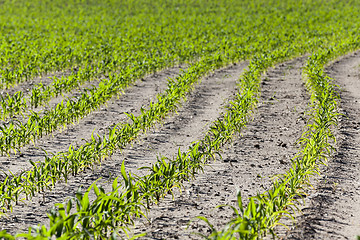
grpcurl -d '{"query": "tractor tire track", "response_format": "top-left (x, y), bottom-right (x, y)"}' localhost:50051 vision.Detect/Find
top-left (130, 57), bottom-right (310, 239)
top-left (0, 62), bottom-right (248, 234)
top-left (286, 51), bottom-right (360, 239)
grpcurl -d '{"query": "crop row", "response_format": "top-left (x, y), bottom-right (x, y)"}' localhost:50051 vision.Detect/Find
top-left (0, 65), bottom-right (96, 121)
top-left (0, 0), bottom-right (359, 239)
top-left (200, 38), bottom-right (360, 239)
top-left (0, 52), bottom-right (235, 214)
top-left (0, 0), bottom-right (352, 157)
top-left (13, 38), bottom-right (359, 239)
top-left (0, 11), bottom-right (259, 155)
top-left (0, 58), bottom-right (162, 155)
top-left (0, 40), bottom-right (311, 239)
top-left (0, 0), bottom-right (311, 210)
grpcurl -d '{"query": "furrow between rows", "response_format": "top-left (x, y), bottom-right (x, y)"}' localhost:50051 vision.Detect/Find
top-left (131, 57), bottom-right (310, 239)
top-left (0, 70), bottom-right (71, 97)
top-left (0, 62), bottom-right (247, 234)
top-left (286, 50), bottom-right (360, 239)
top-left (0, 67), bottom-right (180, 177)
top-left (122, 62), bottom-right (248, 177)
top-left (0, 68), bottom-right (99, 125)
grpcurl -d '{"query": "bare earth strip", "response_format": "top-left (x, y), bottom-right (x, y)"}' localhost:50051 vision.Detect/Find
top-left (131, 57), bottom-right (310, 239)
top-left (0, 63), bottom-right (248, 234)
top-left (0, 67), bottom-right (180, 178)
top-left (0, 70), bottom-right (73, 96)
top-left (120, 62), bottom-right (249, 177)
top-left (0, 79), bottom-right (101, 127)
top-left (286, 51), bottom-right (360, 239)
top-left (0, 70), bottom-right (100, 125)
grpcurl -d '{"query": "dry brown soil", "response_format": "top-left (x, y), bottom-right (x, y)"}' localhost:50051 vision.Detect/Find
top-left (0, 52), bottom-right (359, 240)
top-left (285, 51), bottom-right (360, 240)
top-left (0, 66), bottom-right (182, 232)
top-left (131, 56), bottom-right (310, 239)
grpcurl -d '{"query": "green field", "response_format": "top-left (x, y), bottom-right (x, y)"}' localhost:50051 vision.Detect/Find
top-left (0, 0), bottom-right (359, 239)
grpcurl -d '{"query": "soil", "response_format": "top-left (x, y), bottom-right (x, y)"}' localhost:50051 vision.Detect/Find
top-left (0, 66), bottom-right (182, 232)
top-left (285, 51), bottom-right (360, 239)
top-left (130, 56), bottom-right (310, 239)
top-left (0, 67), bottom-right (181, 174)
top-left (0, 70), bottom-right (73, 96)
top-left (0, 62), bottom-right (250, 234)
top-left (0, 52), bottom-right (359, 240)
